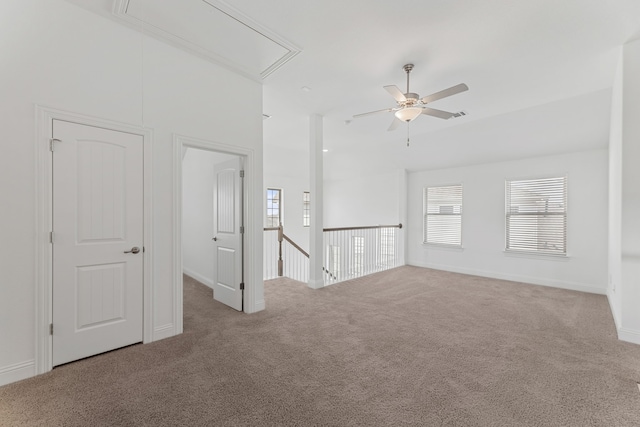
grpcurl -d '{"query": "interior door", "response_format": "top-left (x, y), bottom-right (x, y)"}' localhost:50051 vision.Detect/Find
top-left (212, 157), bottom-right (243, 311)
top-left (52, 119), bottom-right (144, 366)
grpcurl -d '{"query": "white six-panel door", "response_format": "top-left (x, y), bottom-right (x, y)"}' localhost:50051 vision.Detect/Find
top-left (52, 120), bottom-right (144, 366)
top-left (212, 157), bottom-right (243, 311)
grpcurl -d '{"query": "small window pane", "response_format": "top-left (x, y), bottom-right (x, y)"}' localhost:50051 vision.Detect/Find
top-left (266, 188), bottom-right (282, 227)
top-left (379, 228), bottom-right (395, 267)
top-left (351, 236), bottom-right (364, 275)
top-left (328, 245), bottom-right (340, 279)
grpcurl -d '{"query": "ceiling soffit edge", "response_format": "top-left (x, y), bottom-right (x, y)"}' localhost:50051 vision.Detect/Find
top-left (112, 0), bottom-right (301, 82)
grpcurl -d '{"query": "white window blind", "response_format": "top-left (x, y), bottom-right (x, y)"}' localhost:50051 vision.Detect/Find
top-left (505, 176), bottom-right (567, 255)
top-left (423, 184), bottom-right (462, 246)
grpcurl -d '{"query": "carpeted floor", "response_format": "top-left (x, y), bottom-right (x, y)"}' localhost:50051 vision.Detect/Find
top-left (1, 266), bottom-right (639, 426)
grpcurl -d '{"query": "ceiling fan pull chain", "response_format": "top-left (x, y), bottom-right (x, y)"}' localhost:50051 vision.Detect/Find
top-left (407, 123), bottom-right (410, 147)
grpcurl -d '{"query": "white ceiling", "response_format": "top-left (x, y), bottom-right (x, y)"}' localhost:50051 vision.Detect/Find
top-left (66, 0), bottom-right (640, 179)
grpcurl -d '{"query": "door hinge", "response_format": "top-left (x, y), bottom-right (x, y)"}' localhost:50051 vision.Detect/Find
top-left (240, 226), bottom-right (244, 234)
top-left (49, 323), bottom-right (53, 335)
top-left (49, 138), bottom-right (61, 152)
top-left (240, 282), bottom-right (245, 290)
top-left (49, 231), bottom-right (54, 244)
top-left (240, 170), bottom-right (245, 178)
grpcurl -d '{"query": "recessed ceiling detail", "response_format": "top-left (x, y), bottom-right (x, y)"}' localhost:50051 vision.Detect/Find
top-left (112, 0), bottom-right (301, 81)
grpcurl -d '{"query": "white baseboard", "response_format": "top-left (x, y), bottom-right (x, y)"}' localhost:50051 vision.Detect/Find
top-left (607, 288), bottom-right (622, 330)
top-left (183, 268), bottom-right (213, 288)
top-left (0, 360), bottom-right (35, 387)
top-left (407, 260), bottom-right (606, 295)
top-left (606, 290), bottom-right (640, 345)
top-left (618, 327), bottom-right (640, 345)
top-left (307, 279), bottom-right (324, 289)
top-left (250, 299), bottom-right (265, 313)
top-left (153, 323), bottom-right (175, 341)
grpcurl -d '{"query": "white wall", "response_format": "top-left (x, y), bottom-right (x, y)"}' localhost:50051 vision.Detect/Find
top-left (0, 0), bottom-right (262, 386)
top-left (609, 38), bottom-right (640, 345)
top-left (407, 150), bottom-right (609, 294)
top-left (264, 148), bottom-right (408, 252)
top-left (324, 170), bottom-right (404, 228)
top-left (182, 149), bottom-right (237, 287)
top-left (263, 145), bottom-right (310, 250)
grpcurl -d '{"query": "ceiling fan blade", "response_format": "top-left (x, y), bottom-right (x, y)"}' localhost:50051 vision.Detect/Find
top-left (353, 108), bottom-right (394, 118)
top-left (387, 117), bottom-right (403, 131)
top-left (384, 85), bottom-right (406, 102)
top-left (421, 83), bottom-right (469, 104)
top-left (421, 107), bottom-right (456, 120)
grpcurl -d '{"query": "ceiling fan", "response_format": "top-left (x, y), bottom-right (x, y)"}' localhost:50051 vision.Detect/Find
top-left (354, 64), bottom-right (469, 132)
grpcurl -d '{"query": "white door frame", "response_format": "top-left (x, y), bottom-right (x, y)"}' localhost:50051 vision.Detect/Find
top-left (35, 106), bottom-right (153, 375)
top-left (173, 134), bottom-right (258, 321)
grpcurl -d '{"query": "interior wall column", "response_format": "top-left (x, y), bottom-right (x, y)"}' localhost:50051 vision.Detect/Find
top-left (308, 114), bottom-right (324, 289)
top-left (398, 169), bottom-right (408, 266)
top-left (619, 37), bottom-right (640, 343)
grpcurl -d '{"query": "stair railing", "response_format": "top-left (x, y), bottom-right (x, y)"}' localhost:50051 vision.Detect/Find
top-left (265, 223), bottom-right (403, 285)
top-left (264, 224), bottom-right (310, 283)
top-left (323, 224), bottom-right (403, 285)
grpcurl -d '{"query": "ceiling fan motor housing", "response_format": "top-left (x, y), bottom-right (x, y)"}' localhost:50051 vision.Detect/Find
top-left (403, 93), bottom-right (420, 106)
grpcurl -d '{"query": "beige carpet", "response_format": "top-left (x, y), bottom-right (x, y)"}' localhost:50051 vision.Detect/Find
top-left (1, 266), bottom-right (640, 426)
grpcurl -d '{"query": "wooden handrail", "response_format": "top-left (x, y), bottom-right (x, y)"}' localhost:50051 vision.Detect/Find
top-left (323, 223), bottom-right (402, 232)
top-left (283, 234), bottom-right (309, 258)
top-left (266, 224), bottom-right (402, 232)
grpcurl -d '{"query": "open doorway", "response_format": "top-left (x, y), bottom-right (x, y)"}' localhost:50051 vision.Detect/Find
top-left (182, 146), bottom-right (244, 311)
top-left (182, 148), bottom-right (237, 285)
top-left (173, 135), bottom-right (264, 333)
top-left (173, 134), bottom-right (263, 334)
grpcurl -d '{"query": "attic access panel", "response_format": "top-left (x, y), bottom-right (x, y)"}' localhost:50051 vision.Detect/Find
top-left (113, 0), bottom-right (300, 80)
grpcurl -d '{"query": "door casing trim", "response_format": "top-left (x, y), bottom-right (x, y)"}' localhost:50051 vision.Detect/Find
top-left (35, 105), bottom-right (153, 374)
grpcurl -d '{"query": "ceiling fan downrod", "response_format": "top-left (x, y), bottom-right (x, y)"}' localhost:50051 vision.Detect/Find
top-left (403, 63), bottom-right (414, 94)
top-left (403, 64), bottom-right (414, 147)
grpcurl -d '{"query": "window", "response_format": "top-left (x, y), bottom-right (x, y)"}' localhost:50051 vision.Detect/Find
top-left (379, 228), bottom-right (395, 267)
top-left (303, 191), bottom-right (310, 227)
top-left (328, 245), bottom-right (341, 279)
top-left (423, 184), bottom-right (463, 247)
top-left (351, 236), bottom-right (364, 275)
top-left (266, 188), bottom-right (282, 227)
top-left (505, 176), bottom-right (567, 255)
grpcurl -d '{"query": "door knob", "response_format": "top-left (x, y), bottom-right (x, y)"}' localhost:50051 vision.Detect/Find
top-left (124, 246), bottom-right (140, 254)
top-left (212, 237), bottom-right (217, 241)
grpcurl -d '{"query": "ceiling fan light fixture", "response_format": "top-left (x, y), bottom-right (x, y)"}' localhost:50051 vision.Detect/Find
top-left (395, 107), bottom-right (423, 122)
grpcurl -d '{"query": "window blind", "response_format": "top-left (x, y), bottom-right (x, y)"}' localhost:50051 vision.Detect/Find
top-left (505, 176), bottom-right (566, 255)
top-left (423, 184), bottom-right (462, 246)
